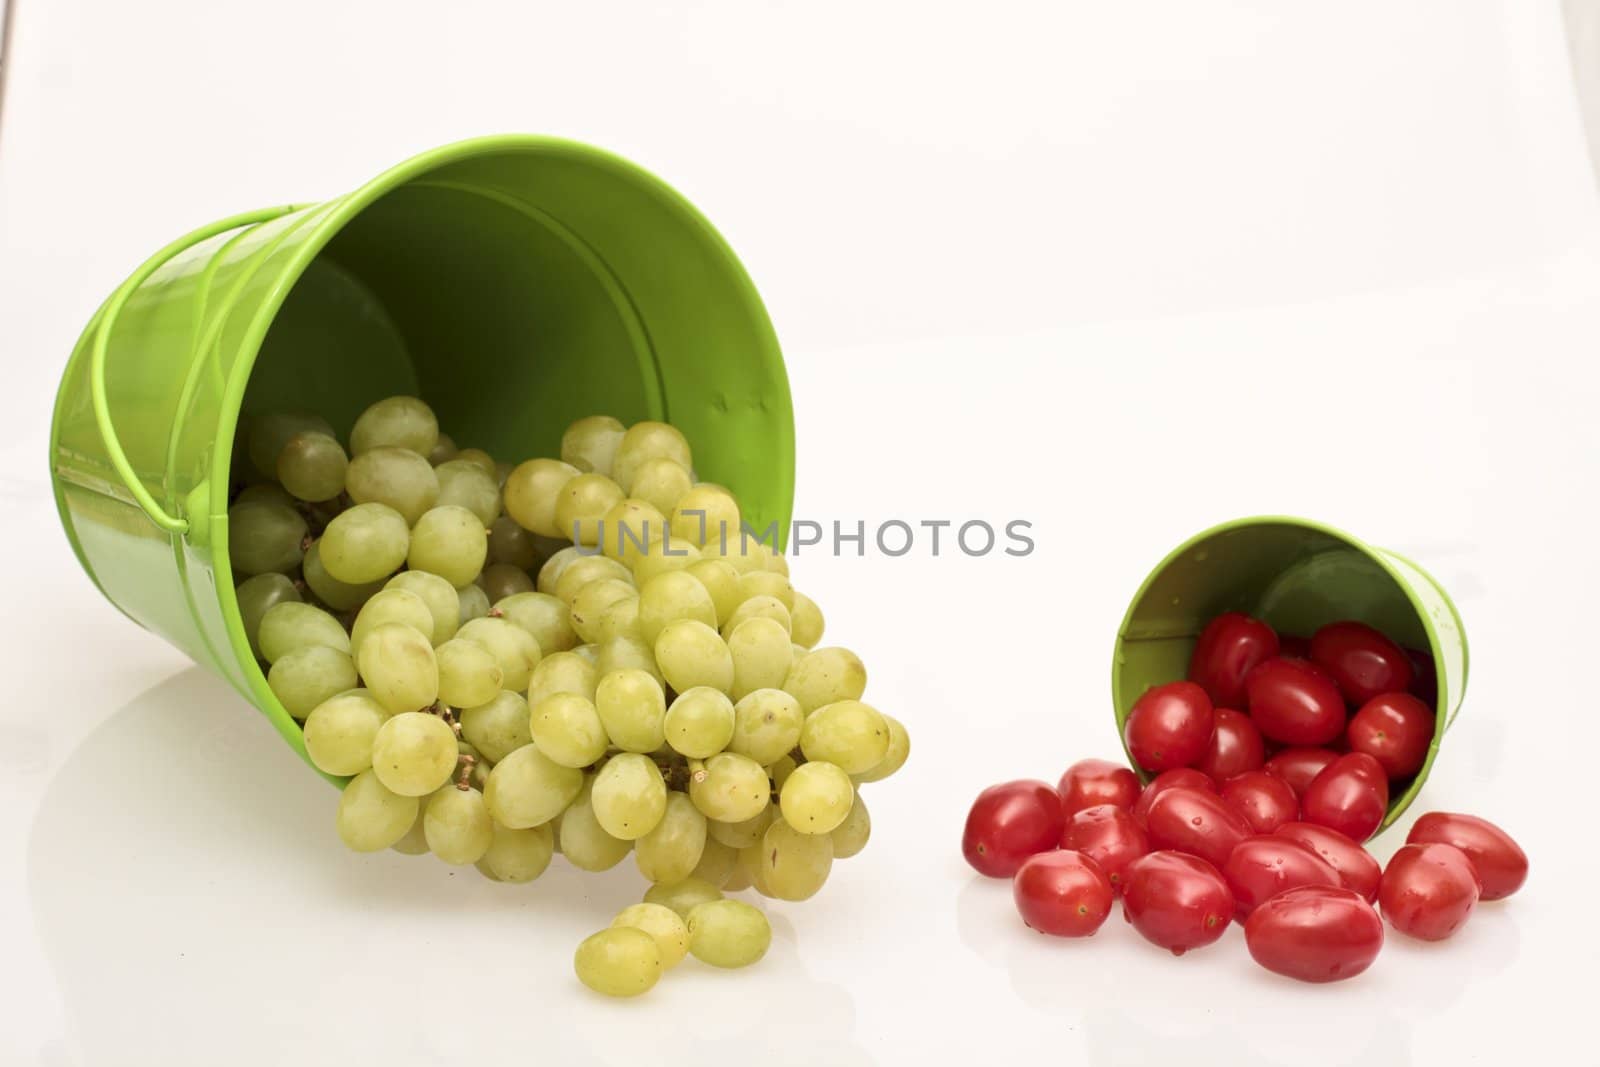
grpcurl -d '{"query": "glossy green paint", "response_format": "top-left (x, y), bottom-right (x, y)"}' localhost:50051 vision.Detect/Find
top-left (51, 135), bottom-right (794, 781)
top-left (1111, 516), bottom-right (1468, 834)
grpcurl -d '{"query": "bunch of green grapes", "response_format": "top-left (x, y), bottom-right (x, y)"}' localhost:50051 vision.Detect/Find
top-left (231, 399), bottom-right (910, 998)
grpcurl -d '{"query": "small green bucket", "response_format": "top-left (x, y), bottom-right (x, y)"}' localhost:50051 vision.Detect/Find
top-left (50, 134), bottom-right (794, 775)
top-left (1111, 516), bottom-right (1468, 833)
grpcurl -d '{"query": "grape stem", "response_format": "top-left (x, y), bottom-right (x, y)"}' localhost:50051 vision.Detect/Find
top-left (455, 753), bottom-right (477, 790)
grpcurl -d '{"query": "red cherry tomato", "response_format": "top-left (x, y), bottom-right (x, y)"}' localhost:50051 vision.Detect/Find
top-left (1144, 787), bottom-right (1252, 870)
top-left (1222, 834), bottom-right (1341, 918)
top-left (1379, 842), bottom-right (1480, 941)
top-left (1263, 746), bottom-right (1341, 796)
top-left (1346, 692), bottom-right (1434, 779)
top-left (1404, 646), bottom-right (1438, 707)
top-left (1245, 885), bottom-right (1384, 983)
top-left (1060, 804), bottom-right (1150, 893)
top-left (1056, 758), bottom-right (1141, 817)
top-left (1309, 620), bottom-right (1414, 706)
top-left (1301, 752), bottom-right (1388, 841)
top-left (1273, 822), bottom-right (1382, 902)
top-left (1131, 768), bottom-right (1216, 827)
top-left (1278, 633), bottom-right (1311, 658)
top-left (1245, 658), bottom-right (1346, 746)
top-left (1121, 851), bottom-right (1233, 955)
top-left (1219, 770), bottom-right (1299, 833)
top-left (1195, 708), bottom-right (1265, 782)
top-left (1406, 812), bottom-right (1528, 901)
top-left (1188, 612), bottom-right (1280, 708)
top-left (1123, 681), bottom-right (1214, 773)
top-left (1013, 851), bottom-right (1114, 937)
top-left (962, 780), bottom-right (1065, 878)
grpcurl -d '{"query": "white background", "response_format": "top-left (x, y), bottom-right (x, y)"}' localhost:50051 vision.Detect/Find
top-left (3, 2), bottom-right (1599, 1065)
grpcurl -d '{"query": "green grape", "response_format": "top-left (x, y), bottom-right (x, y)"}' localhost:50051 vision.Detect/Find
top-left (494, 592), bottom-right (578, 654)
top-left (553, 554), bottom-right (632, 605)
top-left (638, 570), bottom-right (718, 643)
top-left (479, 563), bottom-right (534, 603)
top-left (635, 792), bottom-right (707, 885)
top-left (783, 647), bottom-right (868, 713)
top-left (268, 644), bottom-right (358, 719)
top-left (478, 820), bottom-right (554, 882)
top-left (435, 638), bottom-right (504, 708)
top-left (320, 502), bottom-right (410, 583)
top-left (555, 473), bottom-right (625, 546)
top-left (688, 752), bottom-right (770, 823)
top-left (768, 754), bottom-right (799, 791)
top-left (350, 588), bottom-right (434, 659)
top-left (722, 595), bottom-right (792, 638)
top-left (456, 616), bottom-right (541, 691)
top-left (483, 743), bottom-right (583, 828)
top-left (592, 753), bottom-right (667, 840)
top-left (345, 446), bottom-right (440, 525)
top-left (456, 582), bottom-right (491, 624)
top-left (685, 899), bottom-right (771, 968)
top-left (527, 651), bottom-right (598, 706)
top-left (384, 570), bottom-right (461, 644)
top-left (530, 692), bottom-right (610, 768)
top-left (407, 505), bottom-right (488, 587)
top-left (853, 713), bottom-right (910, 783)
top-left (434, 458), bottom-right (500, 526)
top-left (370, 710), bottom-right (456, 795)
top-left (535, 544), bottom-right (583, 594)
top-left (569, 579), bottom-right (636, 644)
top-left (686, 559), bottom-right (741, 623)
top-left (624, 456), bottom-right (691, 518)
top-left (258, 601), bottom-right (350, 664)
top-left (423, 784), bottom-right (493, 865)
top-left (761, 816), bottom-right (834, 900)
top-left (459, 690), bottom-right (531, 763)
top-left (233, 483), bottom-right (295, 509)
top-left (236, 572), bottom-right (301, 659)
top-left (357, 623), bottom-right (439, 714)
top-left (486, 515), bottom-right (539, 569)
top-left (789, 591), bottom-right (825, 648)
top-left (736, 570), bottom-right (795, 611)
top-left (573, 927), bottom-right (661, 998)
top-left (561, 414), bottom-right (626, 475)
top-left (427, 431), bottom-right (459, 466)
top-left (642, 876), bottom-right (723, 919)
top-left (503, 458), bottom-right (579, 538)
top-left (611, 902), bottom-right (688, 969)
top-left (303, 688), bottom-right (387, 775)
top-left (559, 776), bottom-right (633, 871)
top-left (594, 668), bottom-right (666, 752)
top-left (690, 837), bottom-right (739, 886)
top-left (761, 545), bottom-right (790, 576)
top-left (654, 620), bottom-right (734, 694)
top-left (454, 447), bottom-right (496, 474)
top-left (246, 412), bottom-right (336, 478)
top-left (724, 857), bottom-right (756, 893)
top-left (276, 431), bottom-right (348, 502)
top-left (664, 687), bottom-right (736, 758)
top-left (707, 802), bottom-right (775, 850)
top-left (593, 594), bottom-right (642, 643)
top-left (668, 484), bottom-right (741, 549)
top-left (728, 689), bottom-right (804, 765)
top-left (392, 807), bottom-right (431, 855)
top-left (778, 760), bottom-right (854, 834)
top-left (800, 699), bottom-right (891, 774)
top-left (727, 618), bottom-right (795, 700)
top-left (736, 842), bottom-right (770, 896)
top-left (596, 634), bottom-right (663, 684)
top-left (613, 421), bottom-right (692, 495)
top-left (336, 770), bottom-right (420, 852)
top-left (599, 498), bottom-right (667, 564)
top-left (228, 498), bottom-right (307, 576)
top-left (630, 540), bottom-right (701, 585)
top-left (349, 395), bottom-right (438, 457)
top-left (302, 540), bottom-right (383, 612)
top-left (830, 791), bottom-right (871, 857)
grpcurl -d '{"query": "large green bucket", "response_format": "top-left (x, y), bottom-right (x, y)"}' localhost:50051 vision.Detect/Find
top-left (50, 134), bottom-right (794, 775)
top-left (1111, 516), bottom-right (1469, 833)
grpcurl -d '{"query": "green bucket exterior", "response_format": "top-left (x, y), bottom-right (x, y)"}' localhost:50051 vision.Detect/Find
top-left (1110, 516), bottom-right (1469, 835)
top-left (49, 134), bottom-right (795, 783)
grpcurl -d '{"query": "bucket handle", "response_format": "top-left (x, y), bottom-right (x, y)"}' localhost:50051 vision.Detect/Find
top-left (90, 205), bottom-right (308, 537)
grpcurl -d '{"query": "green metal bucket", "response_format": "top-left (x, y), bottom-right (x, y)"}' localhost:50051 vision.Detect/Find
top-left (49, 134), bottom-right (794, 775)
top-left (1111, 516), bottom-right (1469, 833)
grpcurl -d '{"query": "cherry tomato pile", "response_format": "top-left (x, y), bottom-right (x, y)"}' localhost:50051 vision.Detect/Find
top-left (961, 611), bottom-right (1529, 983)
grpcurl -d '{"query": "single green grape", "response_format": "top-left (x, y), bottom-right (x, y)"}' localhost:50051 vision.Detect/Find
top-left (686, 559), bottom-right (741, 622)
top-left (483, 743), bottom-right (583, 829)
top-left (384, 570), bottom-right (461, 644)
top-left (246, 411), bottom-right (335, 478)
top-left (459, 690), bottom-right (531, 763)
top-left (530, 692), bottom-right (610, 768)
top-left (503, 458), bottom-right (579, 539)
top-left (573, 927), bottom-right (661, 998)
top-left (613, 421), bottom-right (692, 494)
top-left (427, 431), bottom-right (458, 466)
top-left (277, 430), bottom-right (348, 502)
top-left (345, 445), bottom-right (440, 525)
top-left (654, 619), bottom-right (734, 694)
top-left (668, 484), bottom-right (742, 550)
top-left (479, 563), bottom-right (534, 603)
top-left (357, 623), bottom-right (439, 714)
top-left (728, 688), bottom-right (804, 765)
top-left (407, 505), bottom-right (488, 587)
top-left (569, 579), bottom-right (636, 644)
top-left (349, 395), bottom-right (438, 457)
top-left (623, 457), bottom-right (690, 519)
top-left (536, 544), bottom-right (584, 594)
top-left (236, 572), bottom-right (301, 659)
top-left (434, 458), bottom-right (500, 526)
top-left (594, 668), bottom-right (666, 752)
top-left (320, 502), bottom-right (410, 584)
top-left (789, 591), bottom-right (825, 648)
top-left (778, 760), bottom-right (854, 834)
top-left (638, 570), bottom-right (718, 644)
top-left (599, 498), bottom-right (668, 564)
top-left (611, 902), bottom-right (688, 969)
top-left (302, 540), bottom-right (384, 612)
top-left (337, 769), bottom-right (420, 852)
top-left (830, 791), bottom-right (871, 858)
top-left (553, 554), bottom-right (632, 605)
top-left (721, 594), bottom-right (793, 639)
top-left (454, 447), bottom-right (496, 474)
top-left (527, 651), bottom-right (598, 707)
top-left (735, 570), bottom-right (795, 611)
top-left (707, 802), bottom-right (775, 850)
top-left (268, 644), bottom-right (358, 719)
top-left (370, 710), bottom-right (457, 796)
top-left (664, 686), bottom-right (736, 759)
top-left (688, 752), bottom-right (771, 823)
top-left (495, 591), bottom-right (579, 654)
top-left (455, 616), bottom-right (541, 691)
top-left (561, 414), bottom-right (626, 476)
top-left (258, 601), bottom-right (350, 664)
top-left (478, 820), bottom-right (554, 882)
top-left (853, 713), bottom-right (910, 783)
top-left (727, 617), bottom-right (795, 701)
top-left (593, 594), bottom-right (642, 643)
top-left (554, 473), bottom-right (625, 546)
top-left (423, 784), bottom-right (493, 865)
top-left (800, 699), bottom-right (890, 774)
top-left (596, 634), bottom-right (663, 684)
top-left (635, 791), bottom-right (707, 885)
top-left (303, 688), bottom-right (387, 775)
top-left (456, 582), bottom-right (491, 624)
top-left (228, 498), bottom-right (307, 576)
top-left (760, 816), bottom-right (834, 901)
top-left (486, 515), bottom-right (539, 570)
top-left (642, 876), bottom-right (723, 919)
top-left (690, 837), bottom-right (739, 886)
top-left (350, 587), bottom-right (434, 659)
top-left (435, 638), bottom-right (504, 708)
top-left (685, 899), bottom-right (771, 968)
top-left (783, 647), bottom-right (868, 713)
top-left (592, 753), bottom-right (668, 840)
top-left (559, 776), bottom-right (633, 871)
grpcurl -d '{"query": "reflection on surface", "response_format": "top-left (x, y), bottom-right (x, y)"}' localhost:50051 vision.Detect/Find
top-left (30, 669), bottom-right (872, 1067)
